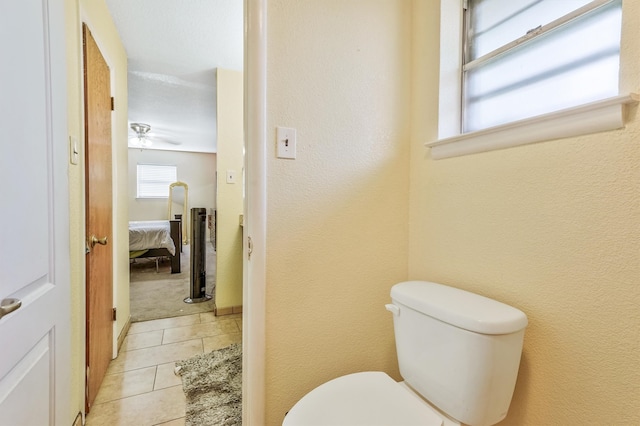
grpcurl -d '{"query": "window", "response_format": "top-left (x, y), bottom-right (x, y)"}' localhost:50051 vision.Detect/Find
top-left (427, 0), bottom-right (637, 159)
top-left (136, 164), bottom-right (177, 198)
top-left (464, 0), bottom-right (621, 132)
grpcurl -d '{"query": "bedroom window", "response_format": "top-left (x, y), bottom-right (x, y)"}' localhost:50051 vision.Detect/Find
top-left (137, 164), bottom-right (177, 198)
top-left (426, 0), bottom-right (636, 159)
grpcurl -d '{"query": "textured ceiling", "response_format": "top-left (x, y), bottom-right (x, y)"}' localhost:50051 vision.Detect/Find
top-left (105, 0), bottom-right (243, 153)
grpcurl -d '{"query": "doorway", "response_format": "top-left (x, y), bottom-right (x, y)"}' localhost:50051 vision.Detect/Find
top-left (127, 149), bottom-right (217, 323)
top-left (107, 0), bottom-right (240, 323)
top-left (100, 0), bottom-right (267, 422)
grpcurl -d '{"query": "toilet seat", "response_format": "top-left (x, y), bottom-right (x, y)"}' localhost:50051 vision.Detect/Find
top-left (282, 372), bottom-right (444, 426)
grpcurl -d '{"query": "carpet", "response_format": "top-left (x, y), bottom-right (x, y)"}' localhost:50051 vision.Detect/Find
top-left (176, 343), bottom-right (242, 426)
top-left (129, 243), bottom-right (216, 322)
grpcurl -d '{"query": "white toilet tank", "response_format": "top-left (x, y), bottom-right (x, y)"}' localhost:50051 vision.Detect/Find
top-left (388, 281), bottom-right (528, 426)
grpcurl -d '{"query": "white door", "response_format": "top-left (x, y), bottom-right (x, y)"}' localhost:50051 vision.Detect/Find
top-left (0, 1), bottom-right (71, 425)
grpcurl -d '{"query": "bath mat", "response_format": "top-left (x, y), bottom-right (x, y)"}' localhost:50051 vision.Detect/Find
top-left (176, 343), bottom-right (242, 426)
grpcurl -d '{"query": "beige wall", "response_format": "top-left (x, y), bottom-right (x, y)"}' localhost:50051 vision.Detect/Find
top-left (215, 69), bottom-right (244, 310)
top-left (127, 148), bottom-right (216, 221)
top-left (264, 1), bottom-right (411, 423)
top-left (65, 0), bottom-right (128, 419)
top-left (409, 1), bottom-right (640, 425)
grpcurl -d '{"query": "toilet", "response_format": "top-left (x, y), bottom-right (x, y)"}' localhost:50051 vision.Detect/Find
top-left (283, 281), bottom-right (528, 426)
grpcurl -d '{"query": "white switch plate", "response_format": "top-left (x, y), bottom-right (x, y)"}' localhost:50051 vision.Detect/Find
top-left (226, 169), bottom-right (236, 184)
top-left (276, 126), bottom-right (296, 159)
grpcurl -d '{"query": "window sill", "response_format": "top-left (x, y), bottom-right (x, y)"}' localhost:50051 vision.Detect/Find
top-left (426, 93), bottom-right (638, 160)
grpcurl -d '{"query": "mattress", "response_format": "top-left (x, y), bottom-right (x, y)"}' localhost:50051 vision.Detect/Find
top-left (128, 220), bottom-right (176, 256)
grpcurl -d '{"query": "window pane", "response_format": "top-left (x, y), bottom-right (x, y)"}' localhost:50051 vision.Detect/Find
top-left (464, 1), bottom-right (621, 132)
top-left (137, 164), bottom-right (177, 198)
top-left (469, 0), bottom-right (593, 60)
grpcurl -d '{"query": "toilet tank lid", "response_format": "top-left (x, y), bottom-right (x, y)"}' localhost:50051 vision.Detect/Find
top-left (391, 281), bottom-right (528, 335)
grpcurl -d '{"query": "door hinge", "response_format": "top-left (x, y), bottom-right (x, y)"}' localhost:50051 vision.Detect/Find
top-left (110, 96), bottom-right (115, 111)
top-left (112, 307), bottom-right (117, 321)
top-left (247, 236), bottom-right (253, 260)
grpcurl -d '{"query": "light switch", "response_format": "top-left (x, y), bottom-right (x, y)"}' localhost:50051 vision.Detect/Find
top-left (276, 126), bottom-right (296, 159)
top-left (226, 169), bottom-right (236, 184)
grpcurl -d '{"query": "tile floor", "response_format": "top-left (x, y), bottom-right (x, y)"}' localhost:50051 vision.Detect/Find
top-left (85, 312), bottom-right (242, 426)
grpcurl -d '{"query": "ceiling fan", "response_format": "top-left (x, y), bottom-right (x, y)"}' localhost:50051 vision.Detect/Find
top-left (129, 123), bottom-right (152, 147)
top-left (129, 122), bottom-right (182, 147)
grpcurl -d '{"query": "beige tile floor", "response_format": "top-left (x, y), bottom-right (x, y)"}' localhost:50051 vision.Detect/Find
top-left (85, 312), bottom-right (242, 426)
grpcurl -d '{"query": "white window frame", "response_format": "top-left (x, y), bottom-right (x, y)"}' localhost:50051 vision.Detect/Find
top-left (136, 163), bottom-right (177, 199)
top-left (426, 0), bottom-right (638, 159)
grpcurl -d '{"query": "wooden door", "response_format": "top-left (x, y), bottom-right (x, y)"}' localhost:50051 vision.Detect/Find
top-left (0, 0), bottom-right (71, 424)
top-left (83, 24), bottom-right (114, 412)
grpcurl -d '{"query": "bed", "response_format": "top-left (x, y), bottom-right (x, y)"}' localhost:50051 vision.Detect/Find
top-left (129, 219), bottom-right (182, 273)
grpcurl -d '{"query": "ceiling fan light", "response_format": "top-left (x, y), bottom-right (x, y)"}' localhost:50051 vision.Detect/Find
top-left (130, 122), bottom-right (153, 147)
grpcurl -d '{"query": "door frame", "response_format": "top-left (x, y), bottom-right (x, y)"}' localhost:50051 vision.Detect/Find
top-left (243, 0), bottom-right (267, 424)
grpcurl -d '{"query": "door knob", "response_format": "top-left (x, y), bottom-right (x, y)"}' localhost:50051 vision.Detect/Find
top-left (89, 235), bottom-right (108, 248)
top-left (0, 298), bottom-right (21, 319)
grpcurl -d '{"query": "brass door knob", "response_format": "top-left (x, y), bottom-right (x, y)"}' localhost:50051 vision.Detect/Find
top-left (0, 298), bottom-right (21, 319)
top-left (89, 235), bottom-right (108, 248)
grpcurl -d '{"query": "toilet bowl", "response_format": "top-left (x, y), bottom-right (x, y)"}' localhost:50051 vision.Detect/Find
top-left (283, 281), bottom-right (528, 426)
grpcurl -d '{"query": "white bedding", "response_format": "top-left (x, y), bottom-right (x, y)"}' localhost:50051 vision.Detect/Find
top-left (128, 220), bottom-right (176, 256)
